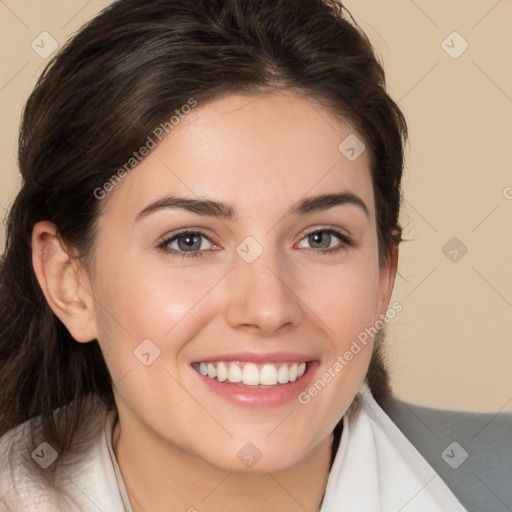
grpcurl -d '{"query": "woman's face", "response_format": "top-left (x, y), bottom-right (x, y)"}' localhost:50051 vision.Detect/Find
top-left (86, 90), bottom-right (396, 472)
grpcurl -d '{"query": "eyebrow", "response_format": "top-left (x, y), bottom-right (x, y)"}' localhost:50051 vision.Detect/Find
top-left (134, 190), bottom-right (369, 223)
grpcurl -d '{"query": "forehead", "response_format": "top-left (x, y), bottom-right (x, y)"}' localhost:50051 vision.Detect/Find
top-left (98, 90), bottom-right (374, 225)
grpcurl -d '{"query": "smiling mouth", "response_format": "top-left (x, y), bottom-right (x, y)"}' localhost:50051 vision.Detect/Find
top-left (191, 361), bottom-right (310, 387)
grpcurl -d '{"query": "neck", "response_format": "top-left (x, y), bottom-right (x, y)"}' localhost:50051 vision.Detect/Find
top-left (112, 416), bottom-right (334, 512)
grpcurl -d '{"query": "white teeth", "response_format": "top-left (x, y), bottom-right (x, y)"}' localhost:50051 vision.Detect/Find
top-left (216, 362), bottom-right (228, 382)
top-left (289, 363), bottom-right (298, 382)
top-left (227, 364), bottom-right (242, 383)
top-left (277, 364), bottom-right (289, 384)
top-left (260, 364), bottom-right (278, 386)
top-left (195, 361), bottom-right (309, 386)
top-left (207, 363), bottom-right (216, 379)
top-left (242, 363), bottom-right (259, 385)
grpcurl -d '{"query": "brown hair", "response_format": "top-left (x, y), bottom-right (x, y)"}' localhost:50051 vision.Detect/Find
top-left (0, 0), bottom-right (407, 472)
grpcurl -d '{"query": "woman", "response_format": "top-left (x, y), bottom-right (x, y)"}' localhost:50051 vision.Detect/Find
top-left (0, 0), bottom-right (480, 510)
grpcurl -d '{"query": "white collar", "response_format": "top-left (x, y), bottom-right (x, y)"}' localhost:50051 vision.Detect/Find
top-left (319, 384), bottom-right (468, 511)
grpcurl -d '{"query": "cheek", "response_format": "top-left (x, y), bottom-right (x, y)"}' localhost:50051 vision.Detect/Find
top-left (91, 259), bottom-right (224, 376)
top-left (94, 247), bottom-right (380, 368)
top-left (295, 260), bottom-right (379, 408)
top-left (304, 258), bottom-right (380, 343)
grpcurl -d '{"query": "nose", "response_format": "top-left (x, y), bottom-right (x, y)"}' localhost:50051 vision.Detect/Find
top-left (224, 247), bottom-right (304, 336)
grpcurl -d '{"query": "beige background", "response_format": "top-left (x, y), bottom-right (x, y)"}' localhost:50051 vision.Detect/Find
top-left (0, 0), bottom-right (510, 413)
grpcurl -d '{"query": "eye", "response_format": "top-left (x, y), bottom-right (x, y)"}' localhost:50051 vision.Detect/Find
top-left (157, 229), bottom-right (216, 259)
top-left (157, 227), bottom-right (352, 260)
top-left (296, 228), bottom-right (352, 255)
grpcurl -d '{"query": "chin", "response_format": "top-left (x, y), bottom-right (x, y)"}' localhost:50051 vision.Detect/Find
top-left (196, 440), bottom-right (312, 475)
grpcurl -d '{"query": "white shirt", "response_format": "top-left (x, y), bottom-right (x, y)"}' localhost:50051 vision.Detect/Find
top-left (0, 387), bottom-right (468, 511)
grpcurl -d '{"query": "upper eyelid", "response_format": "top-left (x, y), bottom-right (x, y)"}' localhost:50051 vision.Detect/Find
top-left (161, 228), bottom-right (217, 245)
top-left (301, 225), bottom-right (350, 238)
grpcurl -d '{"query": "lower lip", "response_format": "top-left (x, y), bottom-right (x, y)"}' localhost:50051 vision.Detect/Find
top-left (192, 361), bottom-right (320, 408)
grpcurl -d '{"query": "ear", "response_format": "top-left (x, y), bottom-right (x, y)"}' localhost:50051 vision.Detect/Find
top-left (31, 220), bottom-right (98, 343)
top-left (375, 241), bottom-right (399, 321)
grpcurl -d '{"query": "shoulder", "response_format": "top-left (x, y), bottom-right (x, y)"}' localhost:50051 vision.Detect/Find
top-left (385, 395), bottom-right (512, 512)
top-left (0, 415), bottom-right (68, 511)
top-left (0, 399), bottom-right (116, 511)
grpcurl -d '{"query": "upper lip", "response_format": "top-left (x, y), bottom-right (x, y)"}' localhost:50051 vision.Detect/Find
top-left (191, 352), bottom-right (316, 364)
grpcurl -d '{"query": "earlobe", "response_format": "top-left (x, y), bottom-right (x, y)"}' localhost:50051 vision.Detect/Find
top-left (31, 220), bottom-right (98, 343)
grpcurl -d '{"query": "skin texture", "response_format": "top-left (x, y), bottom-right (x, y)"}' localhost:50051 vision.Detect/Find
top-left (32, 90), bottom-right (398, 511)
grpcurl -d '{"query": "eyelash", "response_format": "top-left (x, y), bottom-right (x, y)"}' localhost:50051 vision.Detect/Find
top-left (157, 227), bottom-right (353, 260)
